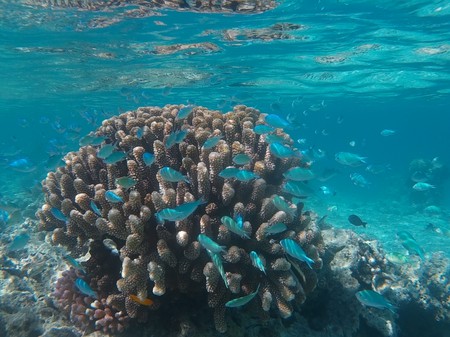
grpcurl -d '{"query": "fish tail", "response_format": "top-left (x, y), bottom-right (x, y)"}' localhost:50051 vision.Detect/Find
top-left (306, 257), bottom-right (315, 269)
top-left (184, 177), bottom-right (191, 184)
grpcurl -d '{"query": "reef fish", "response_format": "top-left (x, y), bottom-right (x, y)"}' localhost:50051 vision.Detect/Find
top-left (283, 167), bottom-right (315, 181)
top-left (75, 278), bottom-right (98, 299)
top-left (103, 238), bottom-right (119, 255)
top-left (143, 152), bottom-right (155, 166)
top-left (105, 190), bottom-right (124, 203)
top-left (272, 195), bottom-right (295, 217)
top-left (208, 250), bottom-right (228, 288)
top-left (165, 129), bottom-right (188, 148)
top-left (79, 134), bottom-right (106, 146)
top-left (97, 144), bottom-right (115, 159)
top-left (235, 214), bottom-right (243, 229)
top-left (90, 200), bottom-right (102, 216)
top-left (219, 167), bottom-right (240, 179)
top-left (225, 284), bottom-right (260, 308)
top-left (335, 152), bottom-right (367, 167)
top-left (175, 199), bottom-right (205, 217)
top-left (232, 154), bottom-right (251, 165)
top-left (386, 252), bottom-right (409, 265)
top-left (51, 207), bottom-right (68, 222)
top-left (264, 222), bottom-right (288, 236)
top-left (254, 124), bottom-right (274, 135)
top-left (156, 199), bottom-right (204, 222)
top-left (159, 167), bottom-right (190, 183)
top-left (270, 143), bottom-right (298, 159)
top-left (235, 170), bottom-right (259, 182)
top-left (250, 251), bottom-right (266, 274)
top-left (348, 214), bottom-right (367, 227)
top-left (129, 294), bottom-right (153, 306)
top-left (265, 114), bottom-right (290, 129)
top-left (350, 173), bottom-right (371, 188)
top-left (380, 129), bottom-right (396, 136)
top-left (115, 176), bottom-right (137, 189)
top-left (280, 238), bottom-right (314, 269)
top-left (198, 234), bottom-right (226, 254)
top-left (156, 208), bottom-right (185, 222)
top-left (63, 255), bottom-right (86, 274)
top-left (8, 233), bottom-right (30, 252)
top-left (202, 135), bottom-right (223, 149)
top-left (221, 216), bottom-right (250, 239)
top-left (265, 134), bottom-right (287, 144)
top-left (401, 238), bottom-right (425, 259)
top-left (282, 180), bottom-right (311, 198)
top-left (412, 182), bottom-right (435, 191)
top-left (103, 151), bottom-right (127, 164)
top-left (176, 105), bottom-right (194, 120)
top-left (355, 290), bottom-right (397, 313)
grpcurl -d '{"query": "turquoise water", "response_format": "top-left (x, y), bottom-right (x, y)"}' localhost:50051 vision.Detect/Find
top-left (0, 0), bottom-right (449, 335)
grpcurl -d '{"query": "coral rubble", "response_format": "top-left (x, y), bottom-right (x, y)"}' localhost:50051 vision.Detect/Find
top-left (37, 104), bottom-right (323, 333)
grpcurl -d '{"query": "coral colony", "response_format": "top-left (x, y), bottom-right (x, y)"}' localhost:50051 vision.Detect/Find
top-left (37, 105), bottom-right (323, 333)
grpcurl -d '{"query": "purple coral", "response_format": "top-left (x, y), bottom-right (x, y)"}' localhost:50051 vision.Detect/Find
top-left (38, 104), bottom-right (323, 333)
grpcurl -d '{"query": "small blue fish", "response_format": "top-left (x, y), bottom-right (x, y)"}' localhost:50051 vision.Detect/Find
top-left (282, 180), bottom-right (311, 198)
top-left (64, 255), bottom-right (86, 274)
top-left (280, 238), bottom-right (314, 269)
top-left (355, 290), bottom-right (397, 313)
top-left (175, 129), bottom-right (188, 143)
top-left (270, 143), bottom-right (298, 159)
top-left (202, 136), bottom-right (223, 149)
top-left (136, 127), bottom-right (144, 139)
top-left (143, 152), bottom-right (155, 166)
top-left (90, 200), bottom-right (102, 216)
top-left (155, 208), bottom-right (185, 222)
top-left (254, 124), bottom-right (274, 135)
top-left (198, 234), bottom-right (226, 254)
top-left (79, 134), bottom-right (106, 146)
top-left (105, 190), bottom-right (124, 203)
top-left (225, 284), bottom-right (260, 308)
top-left (159, 167), bottom-right (190, 184)
top-left (232, 154), bottom-right (251, 166)
top-left (264, 223), bottom-right (288, 236)
top-left (208, 250), bottom-right (228, 288)
top-left (51, 207), bottom-right (68, 222)
top-left (335, 152), bottom-right (367, 167)
top-left (176, 105), bottom-right (194, 120)
top-left (250, 251), bottom-right (266, 274)
top-left (219, 167), bottom-right (240, 179)
top-left (265, 134), bottom-right (287, 144)
top-left (235, 214), bottom-right (243, 229)
top-left (8, 233), bottom-right (30, 252)
top-left (103, 151), bottom-right (127, 164)
top-left (75, 278), bottom-right (98, 299)
top-left (265, 114), bottom-right (291, 129)
top-left (165, 131), bottom-right (179, 149)
top-left (97, 144), bottom-right (115, 159)
top-left (283, 167), bottom-right (315, 181)
top-left (221, 216), bottom-right (250, 239)
top-left (115, 176), bottom-right (137, 189)
top-left (380, 129), bottom-right (396, 137)
top-left (272, 195), bottom-right (295, 217)
top-left (235, 170), bottom-right (259, 182)
top-left (174, 199), bottom-right (205, 217)
top-left (8, 158), bottom-right (37, 172)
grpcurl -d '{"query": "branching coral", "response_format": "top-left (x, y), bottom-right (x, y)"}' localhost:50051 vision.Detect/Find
top-left (38, 104), bottom-right (323, 333)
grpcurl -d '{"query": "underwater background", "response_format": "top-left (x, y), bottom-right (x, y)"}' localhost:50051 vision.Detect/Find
top-left (0, 0), bottom-right (449, 336)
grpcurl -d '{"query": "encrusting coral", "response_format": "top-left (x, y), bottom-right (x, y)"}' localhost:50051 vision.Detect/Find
top-left (37, 104), bottom-right (323, 333)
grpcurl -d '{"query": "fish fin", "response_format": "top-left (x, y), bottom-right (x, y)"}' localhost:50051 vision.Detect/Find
top-left (184, 177), bottom-right (191, 184)
top-left (363, 222), bottom-right (367, 227)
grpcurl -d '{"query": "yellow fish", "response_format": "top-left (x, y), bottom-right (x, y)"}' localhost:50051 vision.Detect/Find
top-left (129, 295), bottom-right (153, 306)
